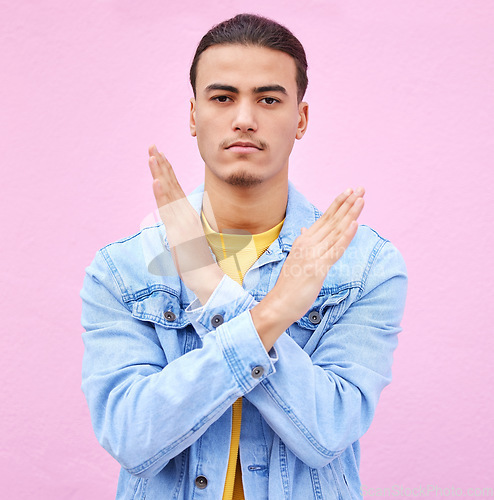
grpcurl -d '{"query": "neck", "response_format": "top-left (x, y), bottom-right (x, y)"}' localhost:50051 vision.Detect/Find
top-left (202, 171), bottom-right (288, 235)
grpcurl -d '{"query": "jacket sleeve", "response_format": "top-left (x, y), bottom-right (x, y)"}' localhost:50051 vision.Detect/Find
top-left (80, 249), bottom-right (276, 478)
top-left (243, 240), bottom-right (408, 468)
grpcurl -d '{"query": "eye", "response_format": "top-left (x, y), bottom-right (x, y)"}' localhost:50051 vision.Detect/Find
top-left (259, 97), bottom-right (280, 105)
top-left (211, 95), bottom-right (232, 103)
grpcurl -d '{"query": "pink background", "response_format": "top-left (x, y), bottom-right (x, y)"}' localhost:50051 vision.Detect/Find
top-left (2, 1), bottom-right (493, 498)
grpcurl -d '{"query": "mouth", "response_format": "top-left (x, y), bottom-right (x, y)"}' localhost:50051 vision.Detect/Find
top-left (225, 141), bottom-right (262, 153)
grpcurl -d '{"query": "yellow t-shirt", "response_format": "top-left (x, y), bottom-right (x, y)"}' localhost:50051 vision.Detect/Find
top-left (201, 212), bottom-right (284, 500)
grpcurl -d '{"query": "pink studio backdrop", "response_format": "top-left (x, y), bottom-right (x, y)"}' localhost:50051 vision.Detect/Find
top-left (1, 1), bottom-right (493, 498)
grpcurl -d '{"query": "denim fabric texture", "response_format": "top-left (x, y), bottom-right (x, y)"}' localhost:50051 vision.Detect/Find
top-left (80, 181), bottom-right (408, 499)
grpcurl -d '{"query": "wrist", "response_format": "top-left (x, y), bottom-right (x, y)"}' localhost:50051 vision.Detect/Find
top-left (250, 290), bottom-right (294, 352)
top-left (189, 265), bottom-right (224, 305)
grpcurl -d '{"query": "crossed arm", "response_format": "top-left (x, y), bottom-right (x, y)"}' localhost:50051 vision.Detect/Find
top-left (147, 144), bottom-right (365, 352)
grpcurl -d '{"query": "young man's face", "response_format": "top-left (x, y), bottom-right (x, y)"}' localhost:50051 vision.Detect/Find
top-left (190, 44), bottom-right (308, 188)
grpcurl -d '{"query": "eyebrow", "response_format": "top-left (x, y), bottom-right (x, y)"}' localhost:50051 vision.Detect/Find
top-left (204, 83), bottom-right (288, 95)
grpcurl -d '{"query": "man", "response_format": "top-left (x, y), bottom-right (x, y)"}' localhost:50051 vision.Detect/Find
top-left (81, 13), bottom-right (407, 500)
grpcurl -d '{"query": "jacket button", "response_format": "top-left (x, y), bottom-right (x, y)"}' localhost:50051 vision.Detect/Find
top-left (195, 475), bottom-right (208, 489)
top-left (211, 314), bottom-right (224, 327)
top-left (163, 310), bottom-right (176, 322)
top-left (308, 310), bottom-right (321, 325)
top-left (251, 366), bottom-right (264, 378)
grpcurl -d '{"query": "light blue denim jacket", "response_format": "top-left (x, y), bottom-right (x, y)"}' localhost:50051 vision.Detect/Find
top-left (80, 181), bottom-right (407, 499)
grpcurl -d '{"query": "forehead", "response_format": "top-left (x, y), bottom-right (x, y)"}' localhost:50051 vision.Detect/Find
top-left (195, 44), bottom-right (298, 94)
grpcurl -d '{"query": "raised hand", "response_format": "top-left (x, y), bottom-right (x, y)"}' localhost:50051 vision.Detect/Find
top-left (251, 187), bottom-right (365, 351)
top-left (148, 145), bottom-right (224, 304)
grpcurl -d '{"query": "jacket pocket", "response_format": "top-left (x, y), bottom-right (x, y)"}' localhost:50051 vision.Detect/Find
top-left (287, 317), bottom-right (318, 349)
top-left (288, 288), bottom-right (351, 352)
top-left (131, 288), bottom-right (189, 329)
top-left (131, 289), bottom-right (198, 359)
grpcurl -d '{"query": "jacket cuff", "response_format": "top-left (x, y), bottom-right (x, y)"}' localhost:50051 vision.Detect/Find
top-left (215, 309), bottom-right (277, 393)
top-left (185, 274), bottom-right (257, 337)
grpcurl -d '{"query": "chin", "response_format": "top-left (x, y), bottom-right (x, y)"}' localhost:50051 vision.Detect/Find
top-left (224, 171), bottom-right (263, 188)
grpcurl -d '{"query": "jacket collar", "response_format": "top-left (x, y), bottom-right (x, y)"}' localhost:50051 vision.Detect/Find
top-left (187, 181), bottom-right (318, 252)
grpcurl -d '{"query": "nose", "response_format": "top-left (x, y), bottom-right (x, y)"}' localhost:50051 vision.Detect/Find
top-left (232, 100), bottom-right (257, 133)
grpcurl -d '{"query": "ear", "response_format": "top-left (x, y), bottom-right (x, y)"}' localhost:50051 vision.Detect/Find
top-left (296, 101), bottom-right (309, 140)
top-left (189, 97), bottom-right (197, 137)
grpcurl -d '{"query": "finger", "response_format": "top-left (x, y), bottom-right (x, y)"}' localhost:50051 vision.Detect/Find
top-left (327, 187), bottom-right (365, 225)
top-left (315, 197), bottom-right (363, 256)
top-left (148, 143), bottom-right (164, 177)
top-left (329, 186), bottom-right (364, 214)
top-left (152, 171), bottom-right (182, 209)
top-left (148, 145), bottom-right (180, 188)
top-left (152, 178), bottom-right (166, 207)
top-left (148, 144), bottom-right (165, 171)
top-left (148, 145), bottom-right (187, 207)
top-left (149, 156), bottom-right (175, 197)
top-left (149, 147), bottom-right (181, 188)
top-left (148, 144), bottom-right (160, 158)
top-left (149, 144), bottom-right (170, 174)
top-left (311, 191), bottom-right (364, 242)
top-left (302, 188), bottom-right (353, 238)
top-left (340, 196), bottom-right (365, 227)
top-left (322, 188), bottom-right (354, 220)
top-left (309, 186), bottom-right (365, 235)
top-left (159, 151), bottom-right (180, 184)
top-left (322, 220), bottom-right (359, 267)
top-left (329, 196), bottom-right (364, 240)
top-left (152, 145), bottom-right (173, 173)
top-left (148, 155), bottom-right (161, 180)
top-left (334, 189), bottom-right (365, 219)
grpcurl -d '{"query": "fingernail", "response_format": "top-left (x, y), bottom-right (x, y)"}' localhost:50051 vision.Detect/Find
top-left (344, 188), bottom-right (352, 196)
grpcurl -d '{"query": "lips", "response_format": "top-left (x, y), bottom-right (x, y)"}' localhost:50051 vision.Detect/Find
top-left (226, 141), bottom-right (262, 150)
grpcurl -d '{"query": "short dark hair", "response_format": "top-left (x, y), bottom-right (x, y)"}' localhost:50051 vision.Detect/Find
top-left (190, 13), bottom-right (308, 103)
